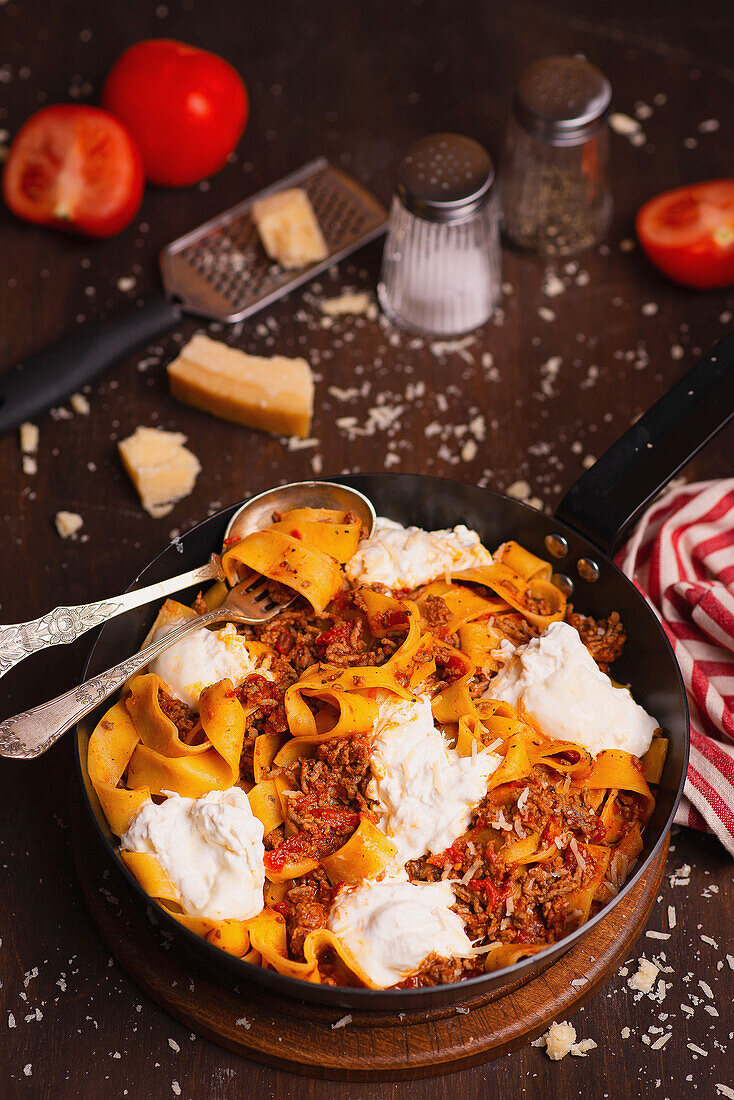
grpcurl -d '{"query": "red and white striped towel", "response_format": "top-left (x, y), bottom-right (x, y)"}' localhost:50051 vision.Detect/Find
top-left (617, 479), bottom-right (734, 857)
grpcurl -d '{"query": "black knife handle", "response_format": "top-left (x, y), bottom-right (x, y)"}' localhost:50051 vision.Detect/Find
top-left (555, 329), bottom-right (734, 555)
top-left (0, 296), bottom-right (183, 435)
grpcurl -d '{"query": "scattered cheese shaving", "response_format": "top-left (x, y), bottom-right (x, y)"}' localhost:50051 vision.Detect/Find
top-left (55, 511), bottom-right (84, 540)
top-left (320, 292), bottom-right (370, 316)
top-left (331, 1014), bottom-right (352, 1030)
top-left (20, 421), bottom-right (39, 453)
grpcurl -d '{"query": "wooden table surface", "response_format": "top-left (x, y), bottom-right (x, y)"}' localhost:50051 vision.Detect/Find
top-left (0, 1), bottom-right (732, 1097)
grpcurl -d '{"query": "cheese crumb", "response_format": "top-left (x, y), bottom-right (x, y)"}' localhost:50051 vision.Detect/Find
top-left (70, 392), bottom-right (90, 415)
top-left (118, 426), bottom-right (201, 519)
top-left (507, 479), bottom-right (531, 501)
top-left (320, 292), bottom-right (370, 316)
top-left (20, 421), bottom-right (39, 453)
top-left (628, 958), bottom-right (659, 995)
top-left (610, 112), bottom-right (641, 136)
top-left (22, 455), bottom-right (37, 476)
top-left (532, 1021), bottom-right (597, 1060)
top-left (55, 511), bottom-right (84, 539)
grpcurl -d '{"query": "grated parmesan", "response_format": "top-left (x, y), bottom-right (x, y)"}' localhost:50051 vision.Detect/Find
top-left (569, 838), bottom-right (586, 871)
top-left (460, 860), bottom-right (482, 886)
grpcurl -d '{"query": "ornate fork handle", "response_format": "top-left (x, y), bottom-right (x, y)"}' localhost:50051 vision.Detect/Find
top-left (0, 559), bottom-right (221, 679)
top-left (0, 608), bottom-right (230, 760)
top-left (0, 602), bottom-right (127, 675)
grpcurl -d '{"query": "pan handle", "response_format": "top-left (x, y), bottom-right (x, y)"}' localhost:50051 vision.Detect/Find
top-left (555, 329), bottom-right (734, 555)
top-left (0, 295), bottom-right (182, 436)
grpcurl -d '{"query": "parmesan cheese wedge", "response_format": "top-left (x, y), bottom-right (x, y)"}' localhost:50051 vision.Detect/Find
top-left (167, 334), bottom-right (314, 438)
top-left (252, 187), bottom-right (328, 268)
top-left (118, 426), bottom-right (201, 518)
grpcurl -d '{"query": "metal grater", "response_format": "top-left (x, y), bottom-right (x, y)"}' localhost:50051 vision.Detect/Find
top-left (160, 158), bottom-right (388, 322)
top-left (0, 158), bottom-right (388, 436)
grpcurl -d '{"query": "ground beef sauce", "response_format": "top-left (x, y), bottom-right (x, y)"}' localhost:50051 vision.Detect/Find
top-left (209, 563), bottom-right (644, 988)
top-left (157, 690), bottom-right (202, 744)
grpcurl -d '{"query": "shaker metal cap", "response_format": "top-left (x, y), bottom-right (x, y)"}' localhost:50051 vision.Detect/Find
top-left (513, 55), bottom-right (612, 146)
top-left (395, 133), bottom-right (495, 223)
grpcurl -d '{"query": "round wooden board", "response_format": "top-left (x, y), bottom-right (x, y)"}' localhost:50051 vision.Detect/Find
top-left (72, 803), bottom-right (668, 1082)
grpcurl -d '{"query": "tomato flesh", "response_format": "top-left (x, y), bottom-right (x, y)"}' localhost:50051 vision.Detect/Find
top-left (2, 105), bottom-right (144, 238)
top-left (102, 39), bottom-right (248, 187)
top-left (264, 808), bottom-right (360, 873)
top-left (636, 179), bottom-right (734, 289)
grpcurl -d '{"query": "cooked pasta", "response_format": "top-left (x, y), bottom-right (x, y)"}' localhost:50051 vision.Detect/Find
top-left (88, 508), bottom-right (667, 989)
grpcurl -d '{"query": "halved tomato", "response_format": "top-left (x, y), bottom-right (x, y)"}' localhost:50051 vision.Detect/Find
top-left (636, 179), bottom-right (734, 289)
top-left (2, 105), bottom-right (144, 238)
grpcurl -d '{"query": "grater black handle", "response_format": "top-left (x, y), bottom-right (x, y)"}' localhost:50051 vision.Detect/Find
top-left (0, 296), bottom-right (183, 435)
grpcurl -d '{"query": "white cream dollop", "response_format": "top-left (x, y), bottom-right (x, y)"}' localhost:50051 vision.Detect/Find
top-left (327, 875), bottom-right (474, 988)
top-left (369, 696), bottom-right (501, 865)
top-left (121, 787), bottom-right (265, 921)
top-left (345, 516), bottom-right (492, 591)
top-left (485, 620), bottom-right (659, 758)
top-left (149, 621), bottom-right (266, 709)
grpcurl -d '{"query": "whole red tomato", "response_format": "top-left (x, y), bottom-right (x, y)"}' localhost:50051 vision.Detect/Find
top-left (2, 104), bottom-right (144, 237)
top-left (636, 180), bottom-right (734, 289)
top-left (102, 39), bottom-right (249, 188)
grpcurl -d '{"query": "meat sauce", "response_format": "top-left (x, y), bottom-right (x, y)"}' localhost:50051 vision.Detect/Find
top-left (156, 574), bottom-right (641, 988)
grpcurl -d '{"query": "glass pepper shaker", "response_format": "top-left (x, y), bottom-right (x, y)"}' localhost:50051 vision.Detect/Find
top-left (378, 133), bottom-right (501, 336)
top-left (498, 55), bottom-right (613, 256)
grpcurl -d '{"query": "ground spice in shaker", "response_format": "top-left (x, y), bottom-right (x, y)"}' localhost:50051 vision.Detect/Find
top-left (498, 56), bottom-right (613, 256)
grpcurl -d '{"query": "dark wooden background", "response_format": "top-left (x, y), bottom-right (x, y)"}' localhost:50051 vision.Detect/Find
top-left (0, 1), bottom-right (732, 1097)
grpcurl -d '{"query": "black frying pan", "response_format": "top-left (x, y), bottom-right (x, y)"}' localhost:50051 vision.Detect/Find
top-left (75, 334), bottom-right (734, 1011)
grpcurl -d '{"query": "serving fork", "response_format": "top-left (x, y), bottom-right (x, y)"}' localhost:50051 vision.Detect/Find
top-left (0, 576), bottom-right (292, 760)
top-left (0, 479), bottom-right (375, 761)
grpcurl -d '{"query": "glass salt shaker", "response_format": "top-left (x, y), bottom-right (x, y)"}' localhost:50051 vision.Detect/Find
top-left (498, 55), bottom-right (613, 256)
top-left (378, 133), bottom-right (501, 336)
